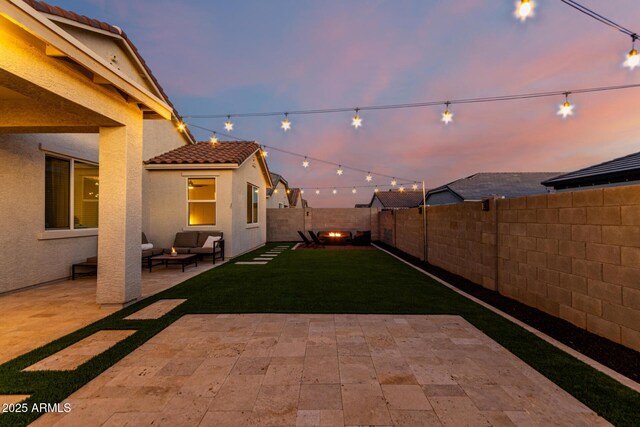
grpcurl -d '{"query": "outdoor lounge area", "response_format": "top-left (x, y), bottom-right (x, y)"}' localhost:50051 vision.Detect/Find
top-left (0, 244), bottom-right (637, 426)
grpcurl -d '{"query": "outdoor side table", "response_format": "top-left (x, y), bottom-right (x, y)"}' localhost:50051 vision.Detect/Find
top-left (149, 253), bottom-right (198, 272)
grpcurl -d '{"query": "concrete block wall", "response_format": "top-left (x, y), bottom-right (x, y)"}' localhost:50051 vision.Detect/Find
top-left (427, 201), bottom-right (498, 290)
top-left (267, 208), bottom-right (380, 242)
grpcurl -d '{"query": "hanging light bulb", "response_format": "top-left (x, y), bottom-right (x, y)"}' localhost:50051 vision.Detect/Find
top-left (209, 132), bottom-right (218, 144)
top-left (391, 178), bottom-right (397, 186)
top-left (281, 113), bottom-right (292, 131)
top-left (177, 122), bottom-right (186, 132)
top-left (412, 183), bottom-right (418, 190)
top-left (366, 173), bottom-right (372, 182)
top-left (557, 92), bottom-right (575, 119)
top-left (332, 188), bottom-right (337, 194)
top-left (302, 157), bottom-right (309, 168)
top-left (351, 108), bottom-right (363, 129)
top-left (224, 115), bottom-right (234, 132)
top-left (352, 187), bottom-right (357, 194)
top-left (337, 166), bottom-right (344, 176)
top-left (624, 36), bottom-right (639, 70)
top-left (441, 102), bottom-right (453, 125)
top-left (515, 0), bottom-right (534, 22)
top-left (399, 185), bottom-right (405, 192)
top-left (287, 189), bottom-right (291, 194)
top-left (374, 186), bottom-right (379, 193)
top-left (301, 189), bottom-right (305, 194)
top-left (262, 148), bottom-right (268, 157)
top-left (315, 189), bottom-right (320, 195)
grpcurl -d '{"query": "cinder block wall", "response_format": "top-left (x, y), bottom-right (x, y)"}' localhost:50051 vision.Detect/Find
top-left (267, 208), bottom-right (380, 242)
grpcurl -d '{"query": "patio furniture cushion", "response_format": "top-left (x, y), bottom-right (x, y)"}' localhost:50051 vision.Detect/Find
top-left (142, 248), bottom-right (163, 258)
top-left (141, 243), bottom-right (154, 251)
top-left (201, 235), bottom-right (222, 249)
top-left (196, 231), bottom-right (224, 248)
top-left (142, 232), bottom-right (150, 245)
top-left (190, 246), bottom-right (222, 255)
top-left (173, 231), bottom-right (199, 248)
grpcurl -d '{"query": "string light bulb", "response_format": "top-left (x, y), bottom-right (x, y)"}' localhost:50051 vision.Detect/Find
top-left (337, 166), bottom-right (344, 176)
top-left (441, 102), bottom-right (453, 125)
top-left (374, 186), bottom-right (379, 193)
top-left (366, 173), bottom-right (372, 182)
top-left (224, 115), bottom-right (234, 132)
top-left (515, 0), bottom-right (534, 22)
top-left (315, 189), bottom-right (320, 195)
top-left (624, 36), bottom-right (639, 70)
top-left (391, 178), bottom-right (397, 186)
top-left (412, 183), bottom-right (418, 190)
top-left (399, 185), bottom-right (405, 192)
top-left (209, 132), bottom-right (218, 144)
top-left (352, 187), bottom-right (357, 194)
top-left (302, 157), bottom-right (309, 168)
top-left (177, 122), bottom-right (186, 132)
top-left (301, 189), bottom-right (305, 194)
top-left (332, 188), bottom-right (337, 194)
top-left (281, 113), bottom-right (292, 131)
top-left (261, 148), bottom-right (268, 157)
top-left (557, 93), bottom-right (575, 119)
top-left (351, 108), bottom-right (363, 129)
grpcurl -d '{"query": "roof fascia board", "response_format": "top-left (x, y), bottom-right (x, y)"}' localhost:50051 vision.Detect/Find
top-left (145, 163), bottom-right (239, 170)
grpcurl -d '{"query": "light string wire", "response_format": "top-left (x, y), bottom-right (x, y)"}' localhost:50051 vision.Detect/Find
top-left (560, 0), bottom-right (638, 39)
top-left (184, 123), bottom-right (420, 185)
top-left (182, 83), bottom-right (640, 119)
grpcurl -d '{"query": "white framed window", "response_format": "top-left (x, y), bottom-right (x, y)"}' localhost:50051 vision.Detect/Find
top-left (187, 178), bottom-right (216, 226)
top-left (45, 155), bottom-right (99, 230)
top-left (247, 183), bottom-right (259, 224)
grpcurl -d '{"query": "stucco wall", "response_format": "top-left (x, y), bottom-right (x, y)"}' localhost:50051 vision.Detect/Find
top-left (0, 135), bottom-right (99, 293)
top-left (267, 208), bottom-right (380, 242)
top-left (267, 181), bottom-right (290, 208)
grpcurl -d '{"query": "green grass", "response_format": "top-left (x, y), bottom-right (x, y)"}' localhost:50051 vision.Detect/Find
top-left (1, 243), bottom-right (638, 426)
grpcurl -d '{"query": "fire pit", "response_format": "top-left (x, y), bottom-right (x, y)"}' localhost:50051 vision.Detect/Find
top-left (318, 231), bottom-right (352, 245)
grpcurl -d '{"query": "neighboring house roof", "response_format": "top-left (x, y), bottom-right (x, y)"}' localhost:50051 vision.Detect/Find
top-left (428, 172), bottom-right (561, 202)
top-left (23, 0), bottom-right (195, 144)
top-left (302, 199), bottom-right (309, 208)
top-left (354, 203), bottom-right (370, 208)
top-left (145, 141), bottom-right (261, 165)
top-left (542, 151), bottom-right (640, 190)
top-left (288, 188), bottom-right (301, 206)
top-left (369, 190), bottom-right (425, 209)
top-left (267, 172), bottom-right (289, 197)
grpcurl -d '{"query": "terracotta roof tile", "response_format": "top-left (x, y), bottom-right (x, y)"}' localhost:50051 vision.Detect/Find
top-left (145, 141), bottom-right (261, 165)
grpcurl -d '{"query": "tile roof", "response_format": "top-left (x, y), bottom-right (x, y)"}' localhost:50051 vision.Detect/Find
top-left (542, 151), bottom-right (640, 189)
top-left (144, 141), bottom-right (261, 165)
top-left (267, 172), bottom-right (288, 196)
top-left (429, 172), bottom-right (561, 201)
top-left (371, 190), bottom-right (425, 208)
top-left (288, 188), bottom-right (301, 206)
top-left (22, 0), bottom-right (195, 143)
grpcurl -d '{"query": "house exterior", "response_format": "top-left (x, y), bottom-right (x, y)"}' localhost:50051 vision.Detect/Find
top-left (0, 0), bottom-right (189, 303)
top-left (542, 151), bottom-right (640, 191)
top-left (267, 172), bottom-right (291, 208)
top-left (288, 188), bottom-right (305, 208)
top-left (368, 190), bottom-right (425, 209)
top-left (426, 172), bottom-right (561, 206)
top-left (144, 142), bottom-right (272, 258)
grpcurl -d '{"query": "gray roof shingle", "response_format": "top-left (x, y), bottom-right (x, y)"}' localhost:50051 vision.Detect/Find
top-left (542, 151), bottom-right (640, 189)
top-left (372, 190), bottom-right (425, 208)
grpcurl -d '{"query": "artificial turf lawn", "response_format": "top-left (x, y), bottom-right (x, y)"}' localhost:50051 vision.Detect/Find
top-left (0, 243), bottom-right (638, 426)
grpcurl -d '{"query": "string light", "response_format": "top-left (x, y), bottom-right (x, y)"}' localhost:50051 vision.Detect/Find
top-left (441, 102), bottom-right (453, 125)
top-left (315, 189), bottom-right (320, 195)
top-left (374, 186), bottom-right (379, 193)
top-left (301, 189), bottom-right (305, 194)
top-left (351, 108), bottom-right (363, 129)
top-left (224, 115), bottom-right (234, 132)
top-left (366, 173), bottom-right (372, 182)
top-left (515, 0), bottom-right (534, 22)
top-left (177, 122), bottom-right (186, 132)
top-left (332, 188), bottom-right (337, 194)
top-left (624, 36), bottom-right (639, 70)
top-left (337, 166), bottom-right (344, 176)
top-left (352, 187), bottom-right (357, 194)
top-left (302, 157), bottom-right (309, 168)
top-left (399, 185), bottom-right (405, 192)
top-left (412, 183), bottom-right (418, 190)
top-left (557, 92), bottom-right (575, 118)
top-left (209, 132), bottom-right (218, 143)
top-left (391, 178), bottom-right (397, 186)
top-left (281, 113), bottom-right (292, 131)
top-left (261, 148), bottom-right (268, 157)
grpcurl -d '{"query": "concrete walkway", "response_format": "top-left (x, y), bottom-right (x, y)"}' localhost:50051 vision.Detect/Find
top-left (35, 314), bottom-right (609, 426)
top-left (0, 263), bottom-right (218, 364)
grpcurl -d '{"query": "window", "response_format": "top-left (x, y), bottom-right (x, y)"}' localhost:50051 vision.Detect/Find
top-left (247, 183), bottom-right (258, 224)
top-left (188, 178), bottom-right (216, 226)
top-left (45, 156), bottom-right (99, 230)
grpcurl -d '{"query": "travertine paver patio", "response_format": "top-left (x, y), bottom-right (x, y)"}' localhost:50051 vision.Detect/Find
top-left (125, 299), bottom-right (187, 320)
top-left (0, 263), bottom-right (218, 364)
top-left (35, 314), bottom-right (609, 426)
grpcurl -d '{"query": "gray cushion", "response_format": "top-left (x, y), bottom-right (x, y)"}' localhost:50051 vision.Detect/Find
top-left (173, 231), bottom-right (198, 248)
top-left (190, 246), bottom-right (222, 255)
top-left (197, 231), bottom-right (223, 248)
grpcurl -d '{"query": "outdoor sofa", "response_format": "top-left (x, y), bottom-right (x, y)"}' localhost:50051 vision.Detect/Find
top-left (165, 231), bottom-right (224, 264)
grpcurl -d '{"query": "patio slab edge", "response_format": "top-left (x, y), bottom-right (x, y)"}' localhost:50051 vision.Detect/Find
top-left (371, 243), bottom-right (640, 394)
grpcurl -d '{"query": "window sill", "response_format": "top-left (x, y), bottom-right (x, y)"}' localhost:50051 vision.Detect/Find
top-left (182, 226), bottom-right (217, 231)
top-left (38, 229), bottom-right (98, 240)
top-left (246, 224), bottom-right (260, 229)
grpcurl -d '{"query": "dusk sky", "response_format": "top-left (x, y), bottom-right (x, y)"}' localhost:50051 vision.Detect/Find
top-left (54, 0), bottom-right (640, 207)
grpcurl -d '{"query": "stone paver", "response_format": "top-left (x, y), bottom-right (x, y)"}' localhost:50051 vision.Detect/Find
top-left (0, 394), bottom-right (30, 406)
top-left (36, 314), bottom-right (611, 426)
top-left (0, 262), bottom-right (217, 364)
top-left (236, 261), bottom-right (269, 265)
top-left (24, 330), bottom-right (136, 371)
top-left (124, 299), bottom-right (187, 320)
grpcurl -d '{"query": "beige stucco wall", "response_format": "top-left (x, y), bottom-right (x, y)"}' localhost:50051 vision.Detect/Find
top-left (0, 135), bottom-right (99, 293)
top-left (267, 181), bottom-right (290, 208)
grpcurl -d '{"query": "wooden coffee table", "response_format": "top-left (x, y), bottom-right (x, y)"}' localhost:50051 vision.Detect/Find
top-left (149, 253), bottom-right (198, 272)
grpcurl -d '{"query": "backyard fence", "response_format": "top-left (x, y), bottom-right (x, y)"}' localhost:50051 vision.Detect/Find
top-left (266, 185), bottom-right (640, 352)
